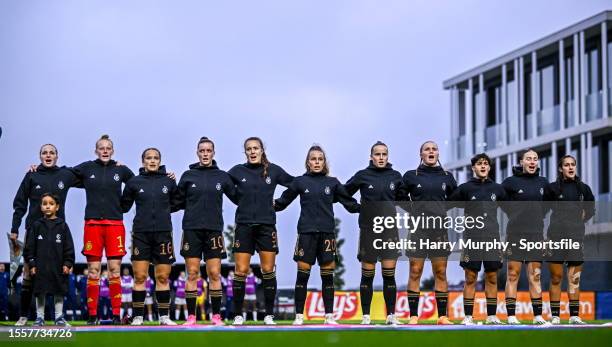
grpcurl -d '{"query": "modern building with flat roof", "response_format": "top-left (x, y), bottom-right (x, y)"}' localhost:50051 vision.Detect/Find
top-left (443, 11), bottom-right (611, 204)
top-left (443, 12), bottom-right (612, 290)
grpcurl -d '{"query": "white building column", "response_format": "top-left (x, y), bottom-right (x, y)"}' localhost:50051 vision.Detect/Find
top-left (513, 152), bottom-right (518, 168)
top-left (495, 156), bottom-right (501, 183)
top-left (507, 153), bottom-right (513, 178)
top-left (476, 74), bottom-right (485, 152)
top-left (450, 86), bottom-right (457, 161)
top-left (580, 133), bottom-right (586, 178)
top-left (466, 79), bottom-right (474, 156)
top-left (531, 51), bottom-right (538, 138)
top-left (514, 59), bottom-right (520, 144)
top-left (602, 21), bottom-right (609, 118)
top-left (551, 140), bottom-right (558, 180)
top-left (580, 31), bottom-right (586, 124)
top-left (501, 63), bottom-right (508, 146)
top-left (586, 131), bottom-right (593, 186)
top-left (574, 34), bottom-right (580, 126)
top-left (559, 39), bottom-right (566, 129)
top-left (565, 137), bottom-right (572, 155)
top-left (518, 57), bottom-right (525, 141)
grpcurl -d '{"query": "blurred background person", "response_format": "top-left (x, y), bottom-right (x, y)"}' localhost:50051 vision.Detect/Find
top-left (222, 271), bottom-right (233, 321)
top-left (98, 270), bottom-right (111, 320)
top-left (121, 267), bottom-right (133, 319)
top-left (243, 268), bottom-right (260, 321)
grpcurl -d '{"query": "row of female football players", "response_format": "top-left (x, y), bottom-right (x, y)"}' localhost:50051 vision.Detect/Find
top-left (11, 135), bottom-right (594, 326)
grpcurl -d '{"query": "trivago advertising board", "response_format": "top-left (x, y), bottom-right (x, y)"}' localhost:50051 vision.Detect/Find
top-left (303, 291), bottom-right (595, 321)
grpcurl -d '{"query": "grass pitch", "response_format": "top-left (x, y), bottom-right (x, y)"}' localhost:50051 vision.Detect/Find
top-left (1, 320), bottom-right (610, 347)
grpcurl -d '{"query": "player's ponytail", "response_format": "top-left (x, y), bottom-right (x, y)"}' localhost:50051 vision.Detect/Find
top-left (261, 151), bottom-right (270, 178)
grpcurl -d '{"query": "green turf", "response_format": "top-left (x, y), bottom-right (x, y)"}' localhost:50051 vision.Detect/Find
top-left (1, 328), bottom-right (611, 347)
top-left (2, 319), bottom-right (612, 326)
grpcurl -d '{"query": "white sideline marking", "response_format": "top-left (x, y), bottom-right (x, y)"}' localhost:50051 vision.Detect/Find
top-left (1, 324), bottom-right (607, 333)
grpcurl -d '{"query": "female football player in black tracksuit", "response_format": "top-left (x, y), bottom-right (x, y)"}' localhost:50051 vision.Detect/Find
top-left (449, 153), bottom-right (507, 325)
top-left (121, 148), bottom-right (180, 326)
top-left (26, 135), bottom-right (136, 325)
top-left (396, 141), bottom-right (457, 325)
top-left (274, 145), bottom-right (360, 325)
top-left (11, 144), bottom-right (79, 326)
top-left (69, 135), bottom-right (174, 325)
top-left (344, 141), bottom-right (403, 325)
top-left (501, 148), bottom-right (549, 325)
top-left (175, 137), bottom-right (238, 326)
top-left (72, 134), bottom-right (135, 325)
top-left (227, 137), bottom-right (294, 325)
top-left (544, 155), bottom-right (594, 325)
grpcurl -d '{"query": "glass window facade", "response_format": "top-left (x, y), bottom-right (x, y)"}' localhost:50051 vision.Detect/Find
top-left (585, 46), bottom-right (602, 121)
top-left (448, 19), bottom-right (611, 190)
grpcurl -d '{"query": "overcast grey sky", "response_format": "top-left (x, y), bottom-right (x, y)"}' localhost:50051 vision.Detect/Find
top-left (1, 0), bottom-right (610, 288)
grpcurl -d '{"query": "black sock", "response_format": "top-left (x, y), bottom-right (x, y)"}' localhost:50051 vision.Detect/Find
top-left (531, 297), bottom-right (542, 316)
top-left (294, 269), bottom-right (311, 315)
top-left (320, 269), bottom-right (334, 314)
top-left (407, 290), bottom-right (420, 317)
top-left (132, 290), bottom-right (146, 318)
top-left (464, 297), bottom-right (474, 316)
top-left (506, 297), bottom-right (516, 316)
top-left (550, 300), bottom-right (560, 317)
top-left (360, 268), bottom-right (375, 315)
top-left (232, 273), bottom-right (246, 318)
top-left (486, 297), bottom-right (497, 316)
top-left (569, 300), bottom-right (580, 317)
top-left (382, 267), bottom-right (397, 315)
top-left (262, 271), bottom-right (277, 316)
top-left (186, 290), bottom-right (197, 316)
top-left (20, 279), bottom-right (33, 318)
top-left (435, 291), bottom-right (449, 317)
top-left (210, 289), bottom-right (222, 315)
top-left (156, 290), bottom-right (171, 318)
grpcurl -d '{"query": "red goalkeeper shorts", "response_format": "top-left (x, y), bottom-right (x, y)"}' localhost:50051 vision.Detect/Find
top-left (82, 220), bottom-right (127, 258)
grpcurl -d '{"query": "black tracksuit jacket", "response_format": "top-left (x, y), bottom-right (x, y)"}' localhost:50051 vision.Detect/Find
top-left (228, 162), bottom-right (293, 225)
top-left (121, 166), bottom-right (180, 233)
top-left (344, 162), bottom-right (402, 229)
top-left (274, 172), bottom-right (360, 234)
top-left (73, 159), bottom-right (135, 220)
top-left (12, 165), bottom-right (80, 235)
top-left (175, 161), bottom-right (238, 231)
